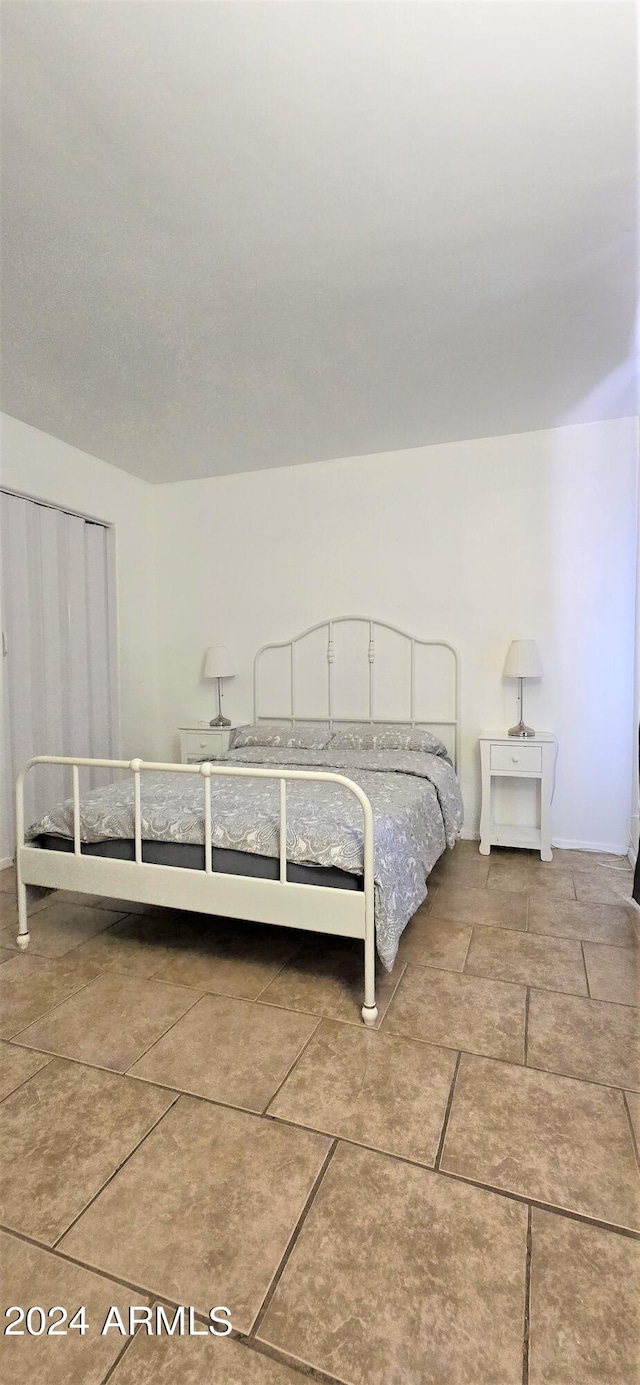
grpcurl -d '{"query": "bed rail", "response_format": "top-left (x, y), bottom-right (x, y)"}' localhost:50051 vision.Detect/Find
top-left (15, 755), bottom-right (378, 1024)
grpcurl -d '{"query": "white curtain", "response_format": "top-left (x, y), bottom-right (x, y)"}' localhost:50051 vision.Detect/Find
top-left (1, 491), bottom-right (115, 856)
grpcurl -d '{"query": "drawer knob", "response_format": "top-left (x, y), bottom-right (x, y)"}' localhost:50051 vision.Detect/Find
top-left (512, 755), bottom-right (519, 763)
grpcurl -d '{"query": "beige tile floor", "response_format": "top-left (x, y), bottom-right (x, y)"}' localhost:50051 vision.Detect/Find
top-left (0, 843), bottom-right (638, 1384)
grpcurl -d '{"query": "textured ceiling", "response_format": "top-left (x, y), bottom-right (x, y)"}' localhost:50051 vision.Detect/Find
top-left (0, 2), bottom-right (636, 483)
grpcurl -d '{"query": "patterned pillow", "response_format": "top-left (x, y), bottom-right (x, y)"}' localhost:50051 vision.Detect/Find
top-left (328, 723), bottom-right (447, 755)
top-left (231, 723), bottom-right (332, 750)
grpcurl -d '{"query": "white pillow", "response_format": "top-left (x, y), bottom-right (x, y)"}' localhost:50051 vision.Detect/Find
top-left (328, 723), bottom-right (447, 755)
top-left (232, 723), bottom-right (332, 750)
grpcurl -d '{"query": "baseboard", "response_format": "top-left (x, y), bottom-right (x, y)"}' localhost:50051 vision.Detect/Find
top-left (551, 837), bottom-right (630, 857)
top-left (0, 856), bottom-right (13, 872)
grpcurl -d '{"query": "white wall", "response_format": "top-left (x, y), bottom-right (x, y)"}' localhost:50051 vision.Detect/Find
top-left (2, 412), bottom-right (636, 857)
top-left (0, 413), bottom-right (157, 859)
top-left (153, 417), bottom-right (638, 853)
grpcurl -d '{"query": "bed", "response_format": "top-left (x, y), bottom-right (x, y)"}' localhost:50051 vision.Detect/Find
top-left (15, 617), bottom-right (463, 1024)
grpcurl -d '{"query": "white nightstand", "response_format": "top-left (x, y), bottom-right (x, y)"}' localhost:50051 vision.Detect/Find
top-left (479, 731), bottom-right (556, 861)
top-left (178, 724), bottom-right (243, 764)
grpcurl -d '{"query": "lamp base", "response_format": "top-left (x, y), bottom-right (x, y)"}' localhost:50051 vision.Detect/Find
top-left (210, 714), bottom-right (231, 728)
top-left (508, 721), bottom-right (536, 738)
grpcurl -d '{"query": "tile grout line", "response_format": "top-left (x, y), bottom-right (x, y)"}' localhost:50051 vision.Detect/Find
top-left (457, 969), bottom-right (599, 1004)
top-left (398, 957), bottom-right (638, 1008)
top-left (439, 873), bottom-right (631, 901)
top-left (6, 968), bottom-right (117, 1044)
top-left (253, 960), bottom-right (410, 1033)
top-left (1, 901), bottom-right (131, 962)
top-left (5, 1222), bottom-right (256, 1339)
top-left (431, 1169), bottom-right (640, 1242)
top-left (375, 960), bottom-right (409, 1031)
top-left (250, 995), bottom-right (375, 1028)
top-left (242, 1335), bottom-right (347, 1385)
top-left (434, 1050), bottom-right (462, 1171)
top-left (461, 923), bottom-right (475, 974)
top-left (0, 1221), bottom-right (182, 1307)
top-left (0, 1053), bottom-right (54, 1106)
top-left (98, 1327), bottom-right (141, 1385)
top-left (522, 1204), bottom-right (532, 1385)
top-left (50, 1092), bottom-right (182, 1249)
top-left (430, 918), bottom-right (638, 952)
top-left (120, 987), bottom-right (206, 1075)
top-left (459, 927), bottom-right (473, 972)
top-left (249, 1139), bottom-right (339, 1340)
top-left (9, 980), bottom-right (204, 1075)
top-left (261, 1017), bottom-right (323, 1114)
top-left (580, 940), bottom-right (591, 998)
top-left (125, 1069), bottom-right (294, 1119)
top-left (622, 1091), bottom-right (640, 1171)
top-left (548, 934), bottom-right (637, 954)
top-left (7, 1045), bottom-right (159, 1079)
top-left (252, 941), bottom-right (308, 1002)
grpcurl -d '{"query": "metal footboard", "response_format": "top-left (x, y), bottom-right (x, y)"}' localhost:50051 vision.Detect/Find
top-left (15, 755), bottom-right (378, 1025)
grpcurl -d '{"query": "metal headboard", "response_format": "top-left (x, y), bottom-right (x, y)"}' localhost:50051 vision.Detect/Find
top-left (253, 616), bottom-right (461, 771)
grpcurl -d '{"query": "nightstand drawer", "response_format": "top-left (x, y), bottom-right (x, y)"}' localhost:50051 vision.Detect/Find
top-left (490, 743), bottom-right (542, 774)
top-left (182, 729), bottom-right (229, 761)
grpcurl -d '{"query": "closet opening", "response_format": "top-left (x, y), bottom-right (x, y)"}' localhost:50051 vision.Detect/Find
top-left (1, 489), bottom-right (118, 863)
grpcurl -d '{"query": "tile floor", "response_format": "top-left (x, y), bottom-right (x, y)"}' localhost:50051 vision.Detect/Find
top-left (0, 843), bottom-right (638, 1384)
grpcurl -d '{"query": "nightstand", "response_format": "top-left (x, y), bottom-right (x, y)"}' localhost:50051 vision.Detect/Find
top-left (178, 724), bottom-right (242, 764)
top-left (479, 731), bottom-right (556, 860)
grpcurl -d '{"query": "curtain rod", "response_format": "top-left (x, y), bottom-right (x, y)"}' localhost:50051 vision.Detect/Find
top-left (0, 486), bottom-right (109, 528)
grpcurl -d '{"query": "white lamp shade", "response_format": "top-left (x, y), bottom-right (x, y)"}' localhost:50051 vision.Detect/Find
top-left (503, 639), bottom-right (543, 679)
top-left (203, 645), bottom-right (235, 680)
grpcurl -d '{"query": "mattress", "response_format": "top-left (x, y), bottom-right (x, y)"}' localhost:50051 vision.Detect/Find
top-left (32, 832), bottom-right (362, 891)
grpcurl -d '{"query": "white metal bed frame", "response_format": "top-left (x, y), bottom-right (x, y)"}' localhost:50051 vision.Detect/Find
top-left (15, 617), bottom-right (460, 1026)
top-left (253, 615), bottom-right (460, 771)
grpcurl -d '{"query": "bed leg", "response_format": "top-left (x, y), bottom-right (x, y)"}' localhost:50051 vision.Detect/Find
top-left (361, 928), bottom-right (377, 1027)
top-left (15, 769), bottom-right (30, 950)
top-left (16, 873), bottom-right (30, 950)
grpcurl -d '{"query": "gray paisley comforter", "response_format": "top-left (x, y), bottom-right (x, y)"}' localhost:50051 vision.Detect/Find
top-left (27, 746), bottom-right (463, 969)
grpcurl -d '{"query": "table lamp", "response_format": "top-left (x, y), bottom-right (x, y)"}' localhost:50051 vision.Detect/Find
top-left (203, 646), bottom-right (235, 727)
top-left (503, 639), bottom-right (542, 738)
